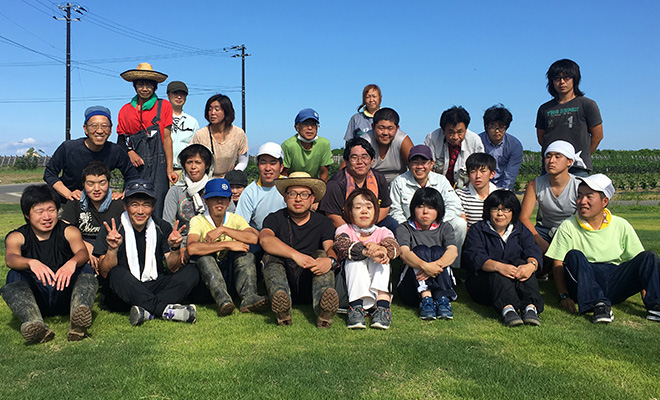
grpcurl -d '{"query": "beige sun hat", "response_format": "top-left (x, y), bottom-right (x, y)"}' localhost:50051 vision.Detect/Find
top-left (275, 171), bottom-right (326, 201)
top-left (120, 62), bottom-right (168, 83)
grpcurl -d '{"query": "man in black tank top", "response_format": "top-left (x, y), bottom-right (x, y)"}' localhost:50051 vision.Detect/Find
top-left (1, 184), bottom-right (97, 344)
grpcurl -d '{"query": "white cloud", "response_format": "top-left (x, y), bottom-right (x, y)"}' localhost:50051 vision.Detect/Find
top-left (0, 137), bottom-right (57, 156)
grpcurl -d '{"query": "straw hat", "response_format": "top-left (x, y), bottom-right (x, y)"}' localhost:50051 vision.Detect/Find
top-left (120, 62), bottom-right (168, 83)
top-left (275, 172), bottom-right (326, 201)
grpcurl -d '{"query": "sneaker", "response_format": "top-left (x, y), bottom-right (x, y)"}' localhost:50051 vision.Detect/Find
top-left (371, 306), bottom-right (392, 330)
top-left (646, 305), bottom-right (660, 322)
top-left (591, 303), bottom-right (613, 324)
top-left (419, 297), bottom-right (436, 320)
top-left (346, 305), bottom-right (367, 329)
top-left (130, 305), bottom-right (155, 326)
top-left (162, 304), bottom-right (197, 324)
top-left (435, 296), bottom-right (454, 320)
top-left (271, 290), bottom-right (292, 326)
top-left (317, 288), bottom-right (339, 329)
top-left (503, 309), bottom-right (523, 327)
top-left (522, 307), bottom-right (541, 326)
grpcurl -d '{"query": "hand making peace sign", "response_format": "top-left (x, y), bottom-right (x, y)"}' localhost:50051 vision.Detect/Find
top-left (103, 218), bottom-right (123, 250)
top-left (167, 220), bottom-right (186, 249)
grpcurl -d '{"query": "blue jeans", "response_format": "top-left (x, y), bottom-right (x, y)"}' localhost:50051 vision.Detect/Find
top-left (397, 245), bottom-right (456, 306)
top-left (563, 250), bottom-right (660, 313)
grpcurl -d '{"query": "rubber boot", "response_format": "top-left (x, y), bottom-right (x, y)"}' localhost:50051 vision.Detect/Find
top-left (0, 281), bottom-right (54, 344)
top-left (262, 255), bottom-right (292, 326)
top-left (233, 252), bottom-right (269, 313)
top-left (313, 271), bottom-right (338, 329)
top-left (197, 255), bottom-right (235, 316)
top-left (68, 273), bottom-right (99, 341)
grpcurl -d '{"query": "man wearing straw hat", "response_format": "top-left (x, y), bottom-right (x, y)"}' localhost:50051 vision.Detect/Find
top-left (117, 62), bottom-right (177, 219)
top-left (259, 172), bottom-right (340, 328)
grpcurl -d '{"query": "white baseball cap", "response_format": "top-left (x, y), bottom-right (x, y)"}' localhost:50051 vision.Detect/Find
top-left (577, 173), bottom-right (615, 199)
top-left (257, 142), bottom-right (283, 159)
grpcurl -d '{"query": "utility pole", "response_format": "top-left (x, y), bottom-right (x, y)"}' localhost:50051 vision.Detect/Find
top-left (229, 45), bottom-right (250, 132)
top-left (55, 3), bottom-right (86, 141)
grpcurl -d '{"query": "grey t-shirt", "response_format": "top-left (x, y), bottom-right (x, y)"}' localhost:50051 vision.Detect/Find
top-left (534, 174), bottom-right (579, 229)
top-left (395, 221), bottom-right (458, 250)
top-left (536, 96), bottom-right (602, 171)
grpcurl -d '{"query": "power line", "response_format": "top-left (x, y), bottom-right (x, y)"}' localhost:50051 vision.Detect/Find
top-left (0, 88), bottom-right (242, 104)
top-left (0, 10), bottom-right (61, 51)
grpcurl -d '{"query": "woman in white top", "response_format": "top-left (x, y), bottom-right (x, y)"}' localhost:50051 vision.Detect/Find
top-left (190, 94), bottom-right (248, 178)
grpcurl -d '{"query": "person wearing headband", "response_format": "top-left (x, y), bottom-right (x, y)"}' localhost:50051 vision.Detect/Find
top-left (546, 173), bottom-right (660, 324)
top-left (281, 108), bottom-right (333, 182)
top-left (520, 140), bottom-right (582, 277)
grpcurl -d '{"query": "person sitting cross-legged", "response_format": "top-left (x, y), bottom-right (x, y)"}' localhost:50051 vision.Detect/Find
top-left (186, 178), bottom-right (268, 316)
top-left (546, 174), bottom-right (660, 323)
top-left (260, 172), bottom-right (340, 328)
top-left (95, 179), bottom-right (199, 326)
top-left (1, 184), bottom-right (97, 343)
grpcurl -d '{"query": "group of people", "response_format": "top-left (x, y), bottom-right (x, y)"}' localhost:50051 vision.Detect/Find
top-left (2, 58), bottom-right (659, 345)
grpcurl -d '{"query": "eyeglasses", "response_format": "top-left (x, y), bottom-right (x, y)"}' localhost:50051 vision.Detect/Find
top-left (490, 207), bottom-right (512, 214)
top-left (553, 75), bottom-right (573, 83)
top-left (298, 120), bottom-right (319, 128)
top-left (349, 154), bottom-right (372, 163)
top-left (126, 181), bottom-right (155, 191)
top-left (285, 191), bottom-right (312, 200)
top-left (87, 123), bottom-right (112, 131)
top-left (487, 124), bottom-right (506, 132)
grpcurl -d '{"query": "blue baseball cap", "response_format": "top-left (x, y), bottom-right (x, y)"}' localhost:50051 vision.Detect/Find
top-left (294, 108), bottom-right (319, 124)
top-left (204, 178), bottom-right (232, 199)
top-left (124, 179), bottom-right (156, 199)
top-left (84, 106), bottom-right (112, 125)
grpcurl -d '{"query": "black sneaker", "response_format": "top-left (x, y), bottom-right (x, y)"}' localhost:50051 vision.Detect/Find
top-left (591, 303), bottom-right (613, 323)
top-left (646, 305), bottom-right (660, 322)
top-left (347, 305), bottom-right (366, 329)
top-left (503, 309), bottom-right (523, 327)
top-left (130, 305), bottom-right (155, 326)
top-left (371, 306), bottom-right (392, 330)
top-left (522, 308), bottom-right (541, 326)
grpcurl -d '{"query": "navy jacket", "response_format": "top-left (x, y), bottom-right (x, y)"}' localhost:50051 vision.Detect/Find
top-left (462, 220), bottom-right (542, 275)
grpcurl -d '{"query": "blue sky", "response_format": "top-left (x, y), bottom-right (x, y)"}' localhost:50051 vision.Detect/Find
top-left (2, 0), bottom-right (659, 156)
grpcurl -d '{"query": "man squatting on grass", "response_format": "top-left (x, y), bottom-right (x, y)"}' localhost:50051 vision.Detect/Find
top-left (1, 184), bottom-right (97, 344)
top-left (186, 178), bottom-right (268, 316)
top-left (259, 172), bottom-right (340, 328)
top-left (95, 179), bottom-right (199, 326)
top-left (545, 174), bottom-right (660, 323)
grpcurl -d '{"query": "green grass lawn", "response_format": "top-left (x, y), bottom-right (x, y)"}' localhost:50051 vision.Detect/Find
top-left (0, 204), bottom-right (659, 399)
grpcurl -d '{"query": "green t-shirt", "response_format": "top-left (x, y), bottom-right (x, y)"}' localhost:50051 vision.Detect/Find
top-left (281, 135), bottom-right (333, 178)
top-left (546, 212), bottom-right (644, 265)
top-left (188, 212), bottom-right (250, 261)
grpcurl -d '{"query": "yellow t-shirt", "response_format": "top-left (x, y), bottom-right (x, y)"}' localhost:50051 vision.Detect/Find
top-left (188, 212), bottom-right (250, 261)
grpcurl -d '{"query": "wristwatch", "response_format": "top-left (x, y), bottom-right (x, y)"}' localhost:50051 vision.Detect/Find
top-left (559, 292), bottom-right (569, 301)
top-left (329, 257), bottom-right (338, 269)
top-left (530, 260), bottom-right (538, 271)
top-left (169, 245), bottom-right (181, 252)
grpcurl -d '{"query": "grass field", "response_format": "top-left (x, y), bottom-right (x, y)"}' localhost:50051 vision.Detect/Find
top-left (0, 167), bottom-right (46, 185)
top-left (0, 204), bottom-right (658, 399)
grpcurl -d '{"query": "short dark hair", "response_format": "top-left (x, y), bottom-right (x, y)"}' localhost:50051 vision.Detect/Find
top-left (440, 106), bottom-right (470, 130)
top-left (342, 188), bottom-right (379, 226)
top-left (409, 187), bottom-right (445, 223)
top-left (483, 104), bottom-right (513, 131)
top-left (132, 79), bottom-right (158, 92)
top-left (81, 161), bottom-right (111, 182)
top-left (178, 144), bottom-right (213, 175)
top-left (546, 59), bottom-right (584, 98)
top-left (204, 94), bottom-right (235, 126)
top-left (466, 152), bottom-right (496, 173)
top-left (123, 193), bottom-right (156, 206)
top-left (482, 190), bottom-right (521, 223)
top-left (344, 138), bottom-right (375, 161)
top-left (20, 184), bottom-right (60, 222)
top-left (373, 107), bottom-right (399, 126)
top-left (358, 84), bottom-right (381, 112)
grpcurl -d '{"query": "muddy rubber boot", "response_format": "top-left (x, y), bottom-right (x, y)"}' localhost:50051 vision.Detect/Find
top-left (262, 255), bottom-right (292, 326)
top-left (197, 255), bottom-right (235, 316)
top-left (234, 252), bottom-right (269, 313)
top-left (0, 281), bottom-right (55, 344)
top-left (68, 273), bottom-right (99, 341)
top-left (312, 271), bottom-right (338, 329)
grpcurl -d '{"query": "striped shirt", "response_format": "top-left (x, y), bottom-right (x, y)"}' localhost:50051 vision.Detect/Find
top-left (456, 182), bottom-right (501, 227)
